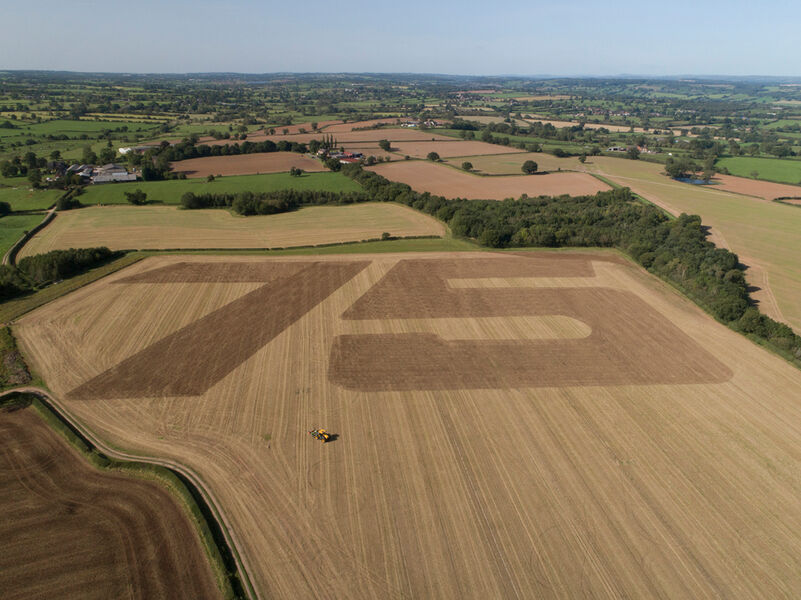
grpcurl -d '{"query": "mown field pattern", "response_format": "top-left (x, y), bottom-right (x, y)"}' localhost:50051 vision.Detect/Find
top-left (16, 252), bottom-right (801, 599)
top-left (19, 203), bottom-right (445, 255)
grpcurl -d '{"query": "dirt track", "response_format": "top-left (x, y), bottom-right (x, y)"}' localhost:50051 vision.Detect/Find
top-left (0, 403), bottom-right (221, 600)
top-left (15, 251), bottom-right (801, 599)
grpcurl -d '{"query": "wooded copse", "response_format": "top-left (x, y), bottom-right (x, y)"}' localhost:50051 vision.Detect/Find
top-left (180, 189), bottom-right (369, 215)
top-left (0, 247), bottom-right (121, 300)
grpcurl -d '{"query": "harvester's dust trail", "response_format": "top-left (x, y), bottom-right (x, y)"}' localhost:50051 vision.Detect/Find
top-left (15, 251), bottom-right (801, 599)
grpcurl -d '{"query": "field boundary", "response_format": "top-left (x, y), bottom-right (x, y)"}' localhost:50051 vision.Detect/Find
top-left (0, 387), bottom-right (258, 600)
top-left (3, 207), bottom-right (56, 266)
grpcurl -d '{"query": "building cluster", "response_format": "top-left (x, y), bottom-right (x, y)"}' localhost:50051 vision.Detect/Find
top-left (65, 163), bottom-right (138, 183)
top-left (316, 149), bottom-right (364, 164)
top-left (400, 119), bottom-right (440, 128)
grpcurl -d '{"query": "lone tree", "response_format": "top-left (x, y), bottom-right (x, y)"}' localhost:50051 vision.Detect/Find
top-left (378, 139), bottom-right (391, 152)
top-left (627, 147), bottom-right (641, 160)
top-left (427, 151), bottom-right (440, 162)
top-left (290, 166), bottom-right (304, 177)
top-left (461, 161), bottom-right (473, 171)
top-left (522, 160), bottom-right (538, 174)
top-left (124, 189), bottom-right (147, 206)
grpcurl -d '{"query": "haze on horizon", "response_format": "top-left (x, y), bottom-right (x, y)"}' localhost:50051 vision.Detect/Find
top-left (2, 0), bottom-right (799, 77)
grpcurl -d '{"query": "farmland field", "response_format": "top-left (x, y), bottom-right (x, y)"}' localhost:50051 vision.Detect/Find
top-left (444, 151), bottom-right (584, 174)
top-left (0, 186), bottom-right (61, 211)
top-left (15, 251), bottom-right (801, 599)
top-left (78, 172), bottom-right (362, 205)
top-left (0, 401), bottom-right (221, 600)
top-left (0, 213), bottom-right (47, 257)
top-left (172, 152), bottom-right (326, 178)
top-left (368, 160), bottom-right (609, 199)
top-left (709, 174), bottom-right (801, 200)
top-left (717, 156), bottom-right (801, 184)
top-left (387, 140), bottom-right (524, 159)
top-left (589, 156), bottom-right (801, 330)
top-left (18, 203), bottom-right (445, 255)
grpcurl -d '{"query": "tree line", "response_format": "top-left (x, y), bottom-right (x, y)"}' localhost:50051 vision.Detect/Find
top-left (180, 189), bottom-right (369, 215)
top-left (0, 247), bottom-right (121, 300)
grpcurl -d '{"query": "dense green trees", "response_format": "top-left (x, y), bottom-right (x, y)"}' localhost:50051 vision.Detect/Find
top-left (0, 247), bottom-right (121, 300)
top-left (124, 189), bottom-right (147, 205)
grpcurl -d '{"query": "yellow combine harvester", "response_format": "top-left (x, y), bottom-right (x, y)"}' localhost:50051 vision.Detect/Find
top-left (308, 428), bottom-right (331, 443)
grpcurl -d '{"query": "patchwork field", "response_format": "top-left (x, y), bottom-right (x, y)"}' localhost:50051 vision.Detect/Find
top-left (368, 160), bottom-right (609, 199)
top-left (388, 140), bottom-right (524, 159)
top-left (444, 151), bottom-right (584, 174)
top-left (15, 251), bottom-right (801, 599)
top-left (589, 156), bottom-right (801, 330)
top-left (18, 203), bottom-right (445, 256)
top-left (0, 402), bottom-right (220, 600)
top-left (172, 152), bottom-right (326, 178)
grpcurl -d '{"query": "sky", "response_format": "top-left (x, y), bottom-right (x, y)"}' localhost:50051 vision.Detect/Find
top-left (2, 0), bottom-right (800, 76)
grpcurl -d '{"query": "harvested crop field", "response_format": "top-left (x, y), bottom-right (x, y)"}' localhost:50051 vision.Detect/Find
top-left (589, 156), bottom-right (801, 331)
top-left (706, 174), bottom-right (801, 201)
top-left (18, 203), bottom-right (444, 256)
top-left (0, 402), bottom-right (220, 600)
top-left (388, 140), bottom-right (524, 159)
top-left (368, 160), bottom-right (609, 199)
top-left (444, 151), bottom-right (584, 174)
top-left (17, 250), bottom-right (801, 599)
top-left (172, 152), bottom-right (326, 178)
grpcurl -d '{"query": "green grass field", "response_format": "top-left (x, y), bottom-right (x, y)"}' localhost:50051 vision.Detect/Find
top-left (717, 157), bottom-right (801, 185)
top-left (0, 186), bottom-right (61, 211)
top-left (0, 213), bottom-right (47, 257)
top-left (78, 172), bottom-right (362, 205)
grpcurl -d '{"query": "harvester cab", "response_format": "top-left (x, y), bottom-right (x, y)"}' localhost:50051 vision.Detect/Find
top-left (309, 428), bottom-right (331, 443)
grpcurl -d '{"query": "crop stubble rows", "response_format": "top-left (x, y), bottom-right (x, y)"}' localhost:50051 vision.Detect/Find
top-left (14, 252), bottom-right (801, 599)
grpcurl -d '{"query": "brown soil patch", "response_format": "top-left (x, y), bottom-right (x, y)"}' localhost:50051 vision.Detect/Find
top-left (368, 160), bottom-right (610, 199)
top-left (69, 261), bottom-right (368, 399)
top-left (171, 152), bottom-right (325, 178)
top-left (0, 405), bottom-right (220, 600)
top-left (389, 140), bottom-right (524, 159)
top-left (709, 174), bottom-right (801, 201)
top-left (330, 257), bottom-right (731, 390)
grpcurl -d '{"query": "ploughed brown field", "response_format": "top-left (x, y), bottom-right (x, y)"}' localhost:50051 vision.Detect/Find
top-left (367, 160), bottom-right (610, 199)
top-left (172, 152), bottom-right (326, 178)
top-left (0, 403), bottom-right (221, 600)
top-left (15, 251), bottom-right (801, 599)
top-left (387, 140), bottom-right (524, 159)
top-left (708, 174), bottom-right (801, 201)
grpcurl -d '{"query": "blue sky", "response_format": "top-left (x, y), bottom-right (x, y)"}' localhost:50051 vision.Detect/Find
top-left (2, 0), bottom-right (799, 76)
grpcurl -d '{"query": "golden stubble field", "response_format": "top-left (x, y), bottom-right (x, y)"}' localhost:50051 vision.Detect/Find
top-left (19, 203), bottom-right (445, 256)
top-left (15, 251), bottom-right (801, 599)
